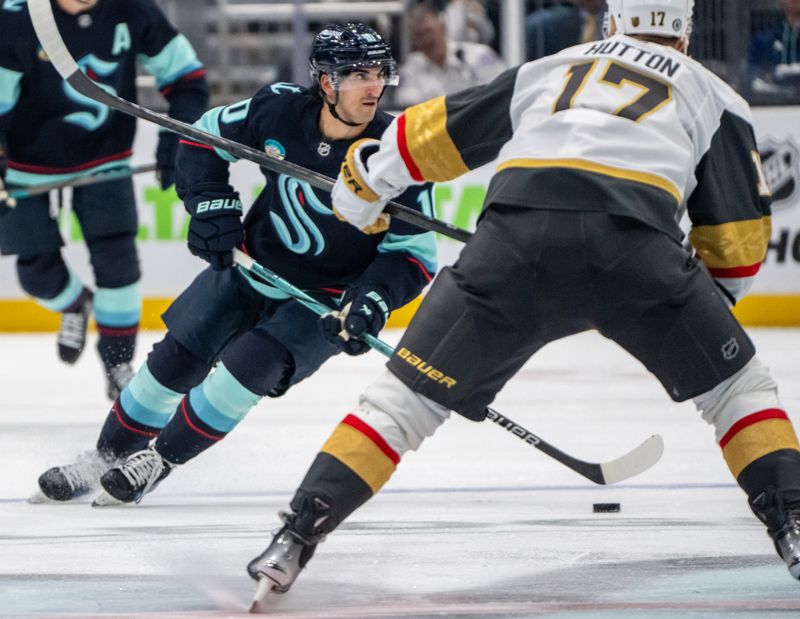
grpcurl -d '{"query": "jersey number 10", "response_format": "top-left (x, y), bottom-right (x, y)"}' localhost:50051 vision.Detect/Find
top-left (553, 60), bottom-right (672, 123)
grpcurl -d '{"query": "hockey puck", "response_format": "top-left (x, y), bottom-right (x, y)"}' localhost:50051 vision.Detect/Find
top-left (592, 502), bottom-right (621, 513)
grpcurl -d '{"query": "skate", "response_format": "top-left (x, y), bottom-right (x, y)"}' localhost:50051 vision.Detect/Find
top-left (104, 362), bottom-right (135, 401)
top-left (246, 522), bottom-right (318, 611)
top-left (94, 447), bottom-right (172, 506)
top-left (57, 290), bottom-right (92, 364)
top-left (34, 450), bottom-right (114, 502)
top-left (751, 487), bottom-right (800, 580)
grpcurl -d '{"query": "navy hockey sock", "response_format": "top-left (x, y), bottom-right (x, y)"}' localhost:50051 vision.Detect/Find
top-left (96, 399), bottom-right (159, 459)
top-left (97, 324), bottom-right (138, 367)
top-left (154, 396), bottom-right (227, 464)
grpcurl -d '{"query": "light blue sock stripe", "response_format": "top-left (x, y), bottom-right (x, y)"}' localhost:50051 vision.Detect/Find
top-left (36, 271), bottom-right (83, 312)
top-left (189, 363), bottom-right (261, 433)
top-left (94, 284), bottom-right (142, 326)
top-left (120, 363), bottom-right (183, 429)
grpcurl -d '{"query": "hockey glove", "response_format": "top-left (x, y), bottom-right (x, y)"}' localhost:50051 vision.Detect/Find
top-left (331, 139), bottom-right (402, 234)
top-left (185, 186), bottom-right (244, 270)
top-left (155, 131), bottom-right (179, 190)
top-left (319, 286), bottom-right (390, 356)
top-left (0, 150), bottom-right (16, 215)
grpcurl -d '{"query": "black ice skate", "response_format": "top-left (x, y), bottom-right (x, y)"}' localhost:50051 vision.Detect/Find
top-left (104, 361), bottom-right (134, 401)
top-left (33, 450), bottom-right (114, 502)
top-left (57, 289), bottom-right (92, 364)
top-left (751, 487), bottom-right (800, 580)
top-left (247, 497), bottom-right (330, 610)
top-left (246, 522), bottom-right (318, 611)
top-left (94, 447), bottom-right (173, 505)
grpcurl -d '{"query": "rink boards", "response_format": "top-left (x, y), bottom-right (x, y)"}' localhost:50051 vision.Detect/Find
top-left (1, 106), bottom-right (799, 329)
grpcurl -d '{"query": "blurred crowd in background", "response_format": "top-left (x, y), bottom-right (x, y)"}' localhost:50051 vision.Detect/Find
top-left (150, 0), bottom-right (800, 109)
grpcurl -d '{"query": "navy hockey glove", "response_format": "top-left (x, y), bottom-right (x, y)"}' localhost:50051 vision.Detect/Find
top-left (319, 286), bottom-right (390, 356)
top-left (155, 131), bottom-right (179, 190)
top-left (185, 187), bottom-right (244, 270)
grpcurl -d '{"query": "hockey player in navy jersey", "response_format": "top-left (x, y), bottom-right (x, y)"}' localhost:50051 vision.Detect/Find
top-left (34, 23), bottom-right (437, 505)
top-left (246, 0), bottom-right (800, 599)
top-left (0, 0), bottom-right (208, 398)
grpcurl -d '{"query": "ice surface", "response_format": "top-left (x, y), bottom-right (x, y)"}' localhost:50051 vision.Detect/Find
top-left (1, 328), bottom-right (799, 618)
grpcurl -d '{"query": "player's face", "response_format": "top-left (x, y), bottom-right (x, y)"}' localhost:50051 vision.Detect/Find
top-left (333, 68), bottom-right (385, 125)
top-left (56, 0), bottom-right (99, 14)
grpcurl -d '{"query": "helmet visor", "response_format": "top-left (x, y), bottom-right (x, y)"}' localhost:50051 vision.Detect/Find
top-left (329, 60), bottom-right (400, 90)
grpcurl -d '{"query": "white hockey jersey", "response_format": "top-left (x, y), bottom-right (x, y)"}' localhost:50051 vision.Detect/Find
top-left (368, 34), bottom-right (773, 303)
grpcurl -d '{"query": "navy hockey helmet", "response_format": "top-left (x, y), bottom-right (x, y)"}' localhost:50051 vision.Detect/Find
top-left (309, 23), bottom-right (399, 89)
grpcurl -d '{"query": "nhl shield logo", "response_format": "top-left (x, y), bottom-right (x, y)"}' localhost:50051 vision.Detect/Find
top-left (760, 138), bottom-right (800, 209)
top-left (631, 16), bottom-right (640, 27)
top-left (721, 337), bottom-right (740, 361)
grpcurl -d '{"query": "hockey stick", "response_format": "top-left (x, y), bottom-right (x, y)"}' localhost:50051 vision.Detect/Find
top-left (27, 0), bottom-right (471, 244)
top-left (9, 163), bottom-right (157, 200)
top-left (232, 249), bottom-right (663, 485)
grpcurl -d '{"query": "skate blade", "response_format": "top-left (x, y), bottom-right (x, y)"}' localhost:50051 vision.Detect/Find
top-left (248, 577), bottom-right (277, 613)
top-left (91, 491), bottom-right (124, 507)
top-left (28, 490), bottom-right (55, 504)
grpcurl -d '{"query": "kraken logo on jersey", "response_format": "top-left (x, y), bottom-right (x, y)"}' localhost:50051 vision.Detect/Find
top-left (270, 174), bottom-right (332, 256)
top-left (63, 55), bottom-right (119, 131)
top-left (760, 138), bottom-right (800, 210)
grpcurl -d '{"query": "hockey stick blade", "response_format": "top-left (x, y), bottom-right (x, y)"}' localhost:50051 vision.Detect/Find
top-left (9, 163), bottom-right (157, 200)
top-left (486, 408), bottom-right (664, 484)
top-left (27, 0), bottom-right (471, 244)
top-left (233, 250), bottom-right (663, 485)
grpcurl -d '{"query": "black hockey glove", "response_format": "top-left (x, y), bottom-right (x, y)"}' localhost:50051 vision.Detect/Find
top-left (155, 131), bottom-right (179, 190)
top-left (319, 286), bottom-right (390, 356)
top-left (185, 186), bottom-right (244, 270)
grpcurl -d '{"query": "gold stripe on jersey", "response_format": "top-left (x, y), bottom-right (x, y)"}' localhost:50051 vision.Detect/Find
top-left (495, 158), bottom-right (682, 204)
top-left (404, 97), bottom-right (470, 182)
top-left (689, 217), bottom-right (772, 269)
top-left (722, 418), bottom-right (799, 479)
top-left (321, 422), bottom-right (396, 494)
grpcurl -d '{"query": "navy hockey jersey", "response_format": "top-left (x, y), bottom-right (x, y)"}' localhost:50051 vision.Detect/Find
top-left (176, 85), bottom-right (437, 310)
top-left (0, 0), bottom-right (208, 185)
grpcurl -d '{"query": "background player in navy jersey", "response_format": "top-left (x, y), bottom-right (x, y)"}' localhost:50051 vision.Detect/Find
top-left (34, 23), bottom-right (437, 506)
top-left (245, 0), bottom-right (800, 598)
top-left (0, 0), bottom-right (208, 398)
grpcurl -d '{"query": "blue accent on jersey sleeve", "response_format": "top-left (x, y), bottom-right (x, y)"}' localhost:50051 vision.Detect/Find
top-left (137, 34), bottom-right (203, 89)
top-left (0, 65), bottom-right (22, 115)
top-left (378, 231), bottom-right (438, 276)
top-left (193, 106), bottom-right (240, 162)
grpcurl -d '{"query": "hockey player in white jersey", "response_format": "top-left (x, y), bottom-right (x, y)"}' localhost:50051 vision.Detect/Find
top-left (246, 0), bottom-right (800, 603)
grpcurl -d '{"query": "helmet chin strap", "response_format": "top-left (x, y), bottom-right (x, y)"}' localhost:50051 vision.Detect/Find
top-left (327, 98), bottom-right (363, 128)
